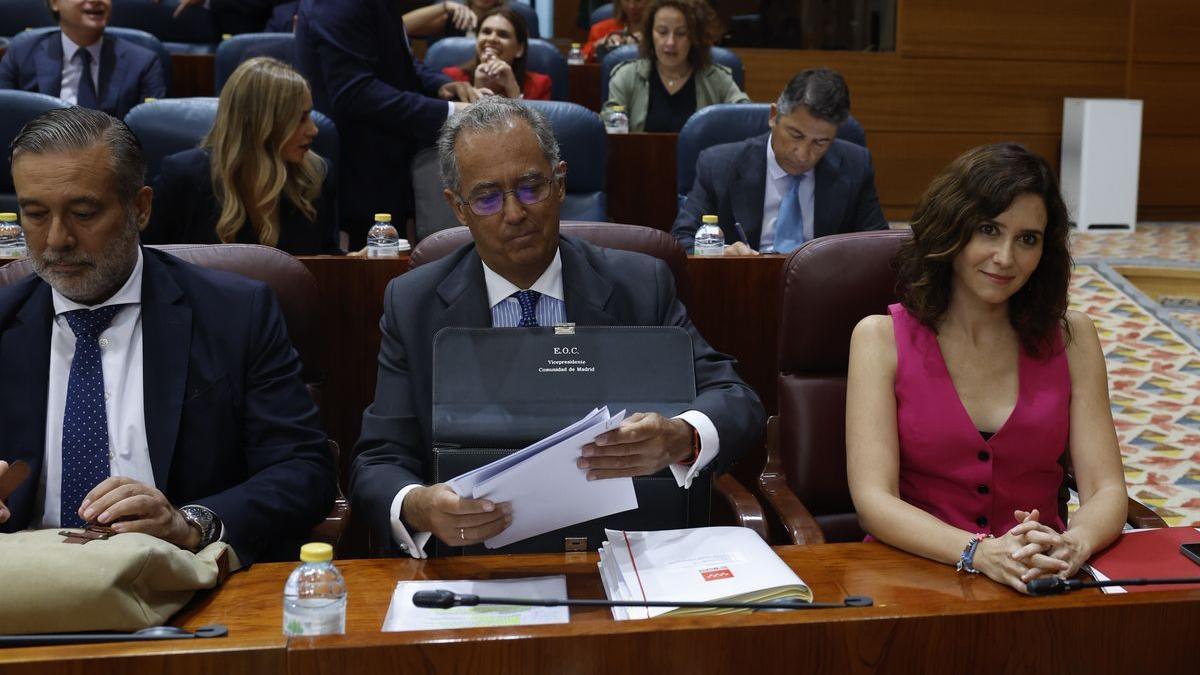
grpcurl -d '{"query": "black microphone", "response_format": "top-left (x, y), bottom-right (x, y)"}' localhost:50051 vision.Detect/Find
top-left (1027, 576), bottom-right (1200, 595)
top-left (412, 590), bottom-right (873, 611)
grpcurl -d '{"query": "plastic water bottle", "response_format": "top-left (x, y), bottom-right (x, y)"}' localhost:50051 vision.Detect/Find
top-left (604, 105), bottom-right (629, 134)
top-left (0, 213), bottom-right (26, 258)
top-left (366, 212), bottom-right (400, 257)
top-left (283, 543), bottom-right (347, 636)
top-left (694, 215), bottom-right (725, 256)
top-left (567, 43), bottom-right (584, 65)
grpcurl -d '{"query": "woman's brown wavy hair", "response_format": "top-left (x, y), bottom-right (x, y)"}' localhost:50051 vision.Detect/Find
top-left (894, 143), bottom-right (1072, 358)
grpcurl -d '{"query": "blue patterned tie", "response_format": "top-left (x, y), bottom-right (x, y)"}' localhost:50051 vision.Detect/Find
top-left (75, 48), bottom-right (98, 110)
top-left (514, 290), bottom-right (541, 327)
top-left (772, 174), bottom-right (806, 253)
top-left (60, 305), bottom-right (121, 527)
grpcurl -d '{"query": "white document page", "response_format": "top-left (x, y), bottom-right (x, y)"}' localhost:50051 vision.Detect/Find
top-left (471, 409), bottom-right (636, 549)
top-left (447, 407), bottom-right (606, 496)
top-left (381, 576), bottom-right (569, 631)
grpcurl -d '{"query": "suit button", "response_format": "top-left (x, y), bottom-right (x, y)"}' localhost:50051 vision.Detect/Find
top-left (977, 484), bottom-right (989, 495)
top-left (977, 450), bottom-right (990, 462)
top-left (976, 516), bottom-right (988, 528)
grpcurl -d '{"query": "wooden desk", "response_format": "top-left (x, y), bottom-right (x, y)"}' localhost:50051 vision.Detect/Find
top-left (568, 63), bottom-right (602, 112)
top-left (170, 53), bottom-right (217, 98)
top-left (8, 543), bottom-right (1193, 674)
top-left (606, 133), bottom-right (680, 233)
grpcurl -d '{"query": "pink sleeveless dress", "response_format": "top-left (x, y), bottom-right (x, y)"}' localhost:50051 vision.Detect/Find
top-left (889, 303), bottom-right (1069, 535)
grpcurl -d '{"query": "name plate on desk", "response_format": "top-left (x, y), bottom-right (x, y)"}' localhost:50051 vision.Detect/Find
top-left (430, 326), bottom-right (708, 556)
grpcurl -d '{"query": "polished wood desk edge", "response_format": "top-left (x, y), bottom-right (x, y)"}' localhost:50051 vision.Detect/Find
top-left (0, 636), bottom-right (284, 665)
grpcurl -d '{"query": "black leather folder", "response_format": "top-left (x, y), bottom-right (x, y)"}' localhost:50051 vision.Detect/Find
top-left (430, 326), bottom-right (711, 556)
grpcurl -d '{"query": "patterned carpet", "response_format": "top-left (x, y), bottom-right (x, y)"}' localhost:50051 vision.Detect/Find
top-left (1070, 223), bottom-right (1200, 526)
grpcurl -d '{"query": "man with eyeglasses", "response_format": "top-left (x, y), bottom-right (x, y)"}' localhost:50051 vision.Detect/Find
top-left (351, 98), bottom-right (765, 557)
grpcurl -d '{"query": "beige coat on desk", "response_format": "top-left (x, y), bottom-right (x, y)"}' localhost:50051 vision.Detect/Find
top-left (606, 58), bottom-right (751, 132)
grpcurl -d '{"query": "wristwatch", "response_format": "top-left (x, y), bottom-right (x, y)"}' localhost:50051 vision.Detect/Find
top-left (179, 505), bottom-right (221, 550)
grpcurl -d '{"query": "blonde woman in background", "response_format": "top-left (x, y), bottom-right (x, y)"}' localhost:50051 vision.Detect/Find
top-left (145, 57), bottom-right (340, 254)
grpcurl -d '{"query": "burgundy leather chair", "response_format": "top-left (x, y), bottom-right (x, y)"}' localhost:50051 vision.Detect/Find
top-left (0, 244), bottom-right (351, 551)
top-left (760, 231), bottom-right (1165, 545)
top-left (409, 221), bottom-right (693, 306)
top-left (409, 221), bottom-right (767, 538)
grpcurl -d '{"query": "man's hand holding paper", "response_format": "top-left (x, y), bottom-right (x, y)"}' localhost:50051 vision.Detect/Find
top-left (578, 413), bottom-right (695, 480)
top-left (402, 484), bottom-right (513, 548)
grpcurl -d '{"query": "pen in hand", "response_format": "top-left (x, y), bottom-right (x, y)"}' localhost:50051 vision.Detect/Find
top-left (732, 222), bottom-right (750, 245)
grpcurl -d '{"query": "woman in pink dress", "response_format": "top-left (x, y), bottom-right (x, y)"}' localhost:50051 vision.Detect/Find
top-left (846, 143), bottom-right (1128, 594)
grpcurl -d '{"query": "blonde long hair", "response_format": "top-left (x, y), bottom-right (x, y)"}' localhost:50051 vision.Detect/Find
top-left (203, 57), bottom-right (325, 246)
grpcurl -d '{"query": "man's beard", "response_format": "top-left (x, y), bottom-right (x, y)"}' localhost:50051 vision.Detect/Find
top-left (32, 218), bottom-right (140, 304)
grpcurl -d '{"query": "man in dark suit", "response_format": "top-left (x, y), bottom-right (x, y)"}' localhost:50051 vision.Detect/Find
top-left (173, 0), bottom-right (292, 35)
top-left (352, 98), bottom-right (765, 557)
top-left (0, 107), bottom-right (334, 566)
top-left (673, 68), bottom-right (887, 255)
top-left (294, 0), bottom-right (483, 248)
top-left (0, 0), bottom-right (166, 119)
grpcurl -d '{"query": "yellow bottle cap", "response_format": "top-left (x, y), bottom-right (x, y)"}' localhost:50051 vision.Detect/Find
top-left (374, 213), bottom-right (393, 222)
top-left (611, 105), bottom-right (625, 112)
top-left (222, 33), bottom-right (233, 40)
top-left (0, 213), bottom-right (17, 222)
top-left (701, 215), bottom-right (719, 224)
top-left (143, 97), bottom-right (157, 103)
top-left (571, 43), bottom-right (581, 48)
top-left (299, 542), bottom-right (333, 563)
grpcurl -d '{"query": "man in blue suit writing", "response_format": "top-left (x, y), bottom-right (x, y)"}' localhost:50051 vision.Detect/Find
top-left (0, 0), bottom-right (166, 119)
top-left (0, 107), bottom-right (334, 566)
top-left (672, 68), bottom-right (887, 255)
top-left (295, 0), bottom-right (485, 248)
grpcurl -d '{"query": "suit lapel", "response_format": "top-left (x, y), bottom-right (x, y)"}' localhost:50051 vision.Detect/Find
top-left (97, 38), bottom-right (125, 116)
top-left (435, 248), bottom-right (492, 330)
top-left (560, 238), bottom-right (619, 325)
top-left (731, 135), bottom-right (768, 248)
top-left (0, 281), bottom-right (53, 531)
top-left (813, 142), bottom-right (848, 239)
top-left (139, 250), bottom-right (191, 489)
top-left (37, 32), bottom-right (64, 97)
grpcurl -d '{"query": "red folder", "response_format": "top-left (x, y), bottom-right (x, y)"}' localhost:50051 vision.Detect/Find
top-left (1086, 527), bottom-right (1200, 593)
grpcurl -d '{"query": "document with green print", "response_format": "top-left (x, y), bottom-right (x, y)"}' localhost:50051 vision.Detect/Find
top-left (382, 575), bottom-right (569, 631)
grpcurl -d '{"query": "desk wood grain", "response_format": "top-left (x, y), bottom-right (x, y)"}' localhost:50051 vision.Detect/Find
top-left (167, 543), bottom-right (1199, 675)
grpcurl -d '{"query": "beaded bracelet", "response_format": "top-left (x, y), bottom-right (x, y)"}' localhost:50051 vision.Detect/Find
top-left (956, 532), bottom-right (991, 574)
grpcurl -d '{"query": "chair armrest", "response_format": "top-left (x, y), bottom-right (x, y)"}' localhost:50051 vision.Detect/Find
top-left (757, 416), bottom-right (825, 545)
top-left (308, 440), bottom-right (351, 552)
top-left (1126, 496), bottom-right (1168, 529)
top-left (713, 473), bottom-right (768, 542)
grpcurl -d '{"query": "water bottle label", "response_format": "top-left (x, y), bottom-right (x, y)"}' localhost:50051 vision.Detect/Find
top-left (283, 606), bottom-right (346, 636)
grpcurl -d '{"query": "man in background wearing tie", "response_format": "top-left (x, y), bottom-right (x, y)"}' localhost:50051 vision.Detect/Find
top-left (672, 68), bottom-right (887, 255)
top-left (352, 98), bottom-right (764, 557)
top-left (0, 0), bottom-right (166, 119)
top-left (0, 107), bottom-right (334, 566)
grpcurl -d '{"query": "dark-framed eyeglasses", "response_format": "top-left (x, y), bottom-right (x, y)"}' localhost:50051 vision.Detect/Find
top-left (458, 176), bottom-right (557, 217)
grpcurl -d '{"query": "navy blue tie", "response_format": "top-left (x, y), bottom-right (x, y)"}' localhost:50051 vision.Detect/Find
top-left (75, 48), bottom-right (98, 110)
top-left (60, 305), bottom-right (121, 527)
top-left (514, 290), bottom-right (540, 327)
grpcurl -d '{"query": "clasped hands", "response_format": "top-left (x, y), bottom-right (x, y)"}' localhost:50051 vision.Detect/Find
top-left (974, 508), bottom-right (1088, 594)
top-left (406, 413), bottom-right (694, 547)
top-left (0, 464), bottom-right (200, 549)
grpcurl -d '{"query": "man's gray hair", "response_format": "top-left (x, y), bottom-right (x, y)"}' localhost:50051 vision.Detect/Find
top-left (437, 98), bottom-right (561, 194)
top-left (10, 107), bottom-right (145, 208)
top-left (776, 68), bottom-right (851, 125)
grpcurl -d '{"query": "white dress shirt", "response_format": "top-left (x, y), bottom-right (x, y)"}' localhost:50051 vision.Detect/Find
top-left (37, 248), bottom-right (151, 528)
top-left (58, 33), bottom-right (103, 106)
top-left (759, 132), bottom-right (816, 253)
top-left (388, 249), bottom-right (720, 557)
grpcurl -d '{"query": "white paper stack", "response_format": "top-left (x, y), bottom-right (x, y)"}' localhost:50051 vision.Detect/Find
top-left (447, 406), bottom-right (638, 549)
top-left (598, 526), bottom-right (812, 620)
